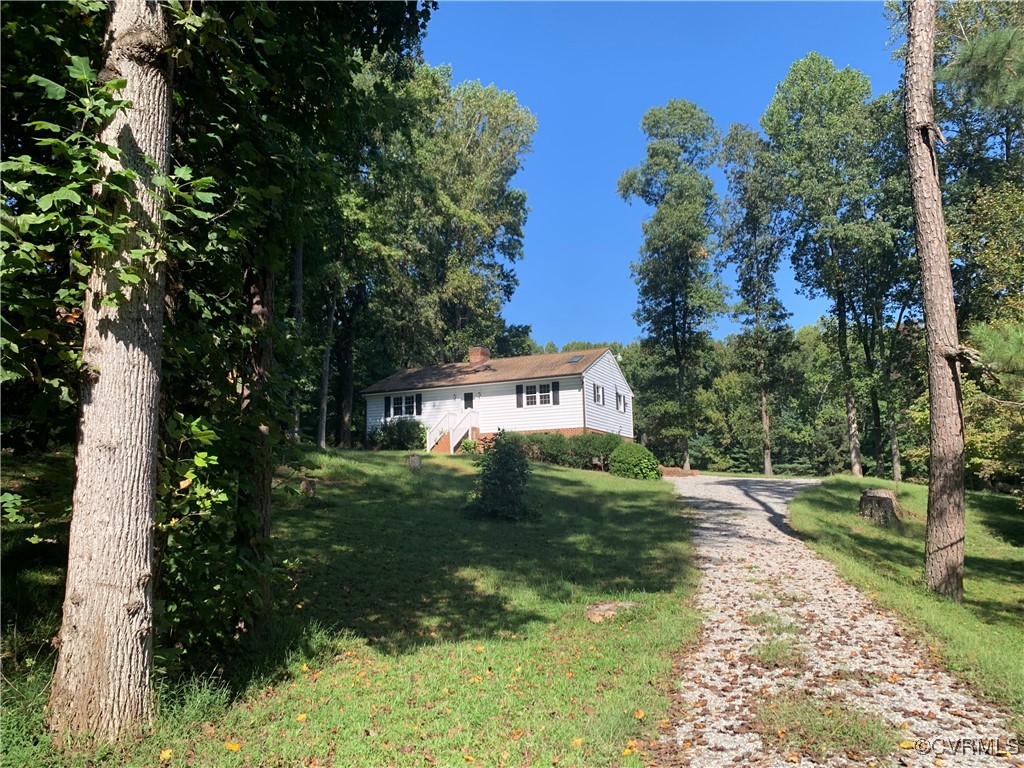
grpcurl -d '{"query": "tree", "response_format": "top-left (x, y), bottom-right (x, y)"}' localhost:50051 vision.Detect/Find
top-left (720, 124), bottom-right (793, 475)
top-left (905, 0), bottom-right (967, 601)
top-left (762, 53), bottom-right (890, 477)
top-left (47, 0), bottom-right (172, 739)
top-left (619, 100), bottom-right (727, 470)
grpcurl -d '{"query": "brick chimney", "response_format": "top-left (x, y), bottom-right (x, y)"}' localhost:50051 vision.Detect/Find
top-left (468, 345), bottom-right (491, 364)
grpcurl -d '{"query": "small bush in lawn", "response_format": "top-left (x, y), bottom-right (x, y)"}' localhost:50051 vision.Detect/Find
top-left (471, 430), bottom-right (534, 521)
top-left (609, 442), bottom-right (662, 480)
top-left (459, 438), bottom-right (478, 454)
top-left (368, 419), bottom-right (426, 450)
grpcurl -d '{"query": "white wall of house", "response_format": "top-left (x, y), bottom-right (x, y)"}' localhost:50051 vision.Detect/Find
top-left (581, 350), bottom-right (634, 438)
top-left (365, 387), bottom-right (464, 435)
top-left (476, 376), bottom-right (584, 434)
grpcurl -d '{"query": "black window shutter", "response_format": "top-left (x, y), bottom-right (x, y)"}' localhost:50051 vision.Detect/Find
top-left (551, 381), bottom-right (560, 405)
top-left (384, 396), bottom-right (391, 417)
top-left (415, 393), bottom-right (422, 415)
top-left (516, 384), bottom-right (524, 408)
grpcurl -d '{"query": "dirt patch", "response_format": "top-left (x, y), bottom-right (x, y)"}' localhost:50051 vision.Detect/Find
top-left (660, 466), bottom-right (701, 478)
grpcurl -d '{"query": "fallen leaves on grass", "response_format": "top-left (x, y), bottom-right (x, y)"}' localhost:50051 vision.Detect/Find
top-left (159, 748), bottom-right (173, 761)
top-left (224, 740), bottom-right (242, 751)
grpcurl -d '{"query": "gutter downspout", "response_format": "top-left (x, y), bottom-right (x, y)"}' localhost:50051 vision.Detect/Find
top-left (581, 376), bottom-right (587, 433)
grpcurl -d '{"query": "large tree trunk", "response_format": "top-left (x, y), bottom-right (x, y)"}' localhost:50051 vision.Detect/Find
top-left (760, 384), bottom-right (773, 476)
top-left (316, 291), bottom-right (337, 450)
top-left (835, 288), bottom-right (864, 476)
top-left (48, 0), bottom-right (171, 740)
top-left (905, 0), bottom-right (966, 601)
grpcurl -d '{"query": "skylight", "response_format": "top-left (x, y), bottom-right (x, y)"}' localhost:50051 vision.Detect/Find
top-left (567, 354), bottom-right (583, 363)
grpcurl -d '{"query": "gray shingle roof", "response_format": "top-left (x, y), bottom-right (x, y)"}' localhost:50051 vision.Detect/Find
top-left (361, 348), bottom-right (609, 395)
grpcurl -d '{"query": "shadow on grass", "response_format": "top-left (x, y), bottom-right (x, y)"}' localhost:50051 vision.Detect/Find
top-left (968, 490), bottom-right (1024, 548)
top-left (788, 478), bottom-right (1024, 631)
top-left (2, 450), bottom-right (696, 701)
top-left (228, 451), bottom-right (694, 689)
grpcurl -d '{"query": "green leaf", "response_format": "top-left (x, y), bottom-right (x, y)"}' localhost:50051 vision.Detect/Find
top-left (119, 270), bottom-right (141, 284)
top-left (26, 120), bottom-right (63, 133)
top-left (173, 165), bottom-right (194, 181)
top-left (28, 75), bottom-right (67, 100)
top-left (67, 56), bottom-right (96, 84)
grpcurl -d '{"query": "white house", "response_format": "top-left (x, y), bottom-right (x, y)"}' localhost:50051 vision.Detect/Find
top-left (362, 346), bottom-right (634, 453)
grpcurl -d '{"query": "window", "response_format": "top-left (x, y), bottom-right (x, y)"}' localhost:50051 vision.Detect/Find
top-left (616, 392), bottom-right (628, 413)
top-left (567, 354), bottom-right (583, 363)
top-left (384, 393), bottom-right (422, 418)
top-left (593, 384), bottom-right (605, 405)
top-left (517, 381), bottom-right (559, 408)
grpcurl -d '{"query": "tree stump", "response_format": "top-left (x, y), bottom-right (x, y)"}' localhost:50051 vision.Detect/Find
top-left (407, 454), bottom-right (422, 471)
top-left (859, 488), bottom-right (902, 529)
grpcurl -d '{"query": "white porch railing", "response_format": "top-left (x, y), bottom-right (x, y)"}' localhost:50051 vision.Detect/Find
top-left (426, 410), bottom-right (479, 453)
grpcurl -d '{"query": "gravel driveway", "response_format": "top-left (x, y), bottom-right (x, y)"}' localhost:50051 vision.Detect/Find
top-left (648, 474), bottom-right (1021, 768)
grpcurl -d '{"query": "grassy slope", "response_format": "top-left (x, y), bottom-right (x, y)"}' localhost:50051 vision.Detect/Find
top-left (788, 476), bottom-right (1024, 728)
top-left (2, 451), bottom-right (699, 768)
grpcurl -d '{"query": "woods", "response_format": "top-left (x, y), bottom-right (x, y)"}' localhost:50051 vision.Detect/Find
top-left (1, 0), bottom-right (1022, 754)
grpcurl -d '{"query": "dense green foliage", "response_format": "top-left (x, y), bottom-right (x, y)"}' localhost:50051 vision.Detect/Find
top-left (471, 430), bottom-right (534, 521)
top-left (609, 442), bottom-right (663, 480)
top-left (517, 431), bottom-right (625, 471)
top-left (618, 2), bottom-right (1021, 497)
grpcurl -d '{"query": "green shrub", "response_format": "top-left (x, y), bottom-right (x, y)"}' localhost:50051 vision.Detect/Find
top-left (569, 432), bottom-right (624, 471)
top-left (519, 432), bottom-right (545, 461)
top-left (609, 442), bottom-right (662, 480)
top-left (459, 438), bottom-right (479, 454)
top-left (471, 430), bottom-right (534, 521)
top-left (368, 419), bottom-right (426, 451)
top-left (539, 432), bottom-right (572, 466)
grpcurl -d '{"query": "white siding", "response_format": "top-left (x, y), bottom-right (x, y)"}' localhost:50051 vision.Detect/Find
top-left (365, 388), bottom-right (464, 435)
top-left (475, 376), bottom-right (584, 434)
top-left (581, 350), bottom-right (634, 438)
top-left (365, 376), bottom-right (586, 436)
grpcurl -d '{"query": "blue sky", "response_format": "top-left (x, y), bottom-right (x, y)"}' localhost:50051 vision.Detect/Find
top-left (421, 2), bottom-right (903, 349)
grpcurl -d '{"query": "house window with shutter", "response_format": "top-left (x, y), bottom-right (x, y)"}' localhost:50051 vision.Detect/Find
top-left (385, 393), bottom-right (422, 418)
top-left (593, 384), bottom-right (605, 405)
top-left (517, 381), bottom-right (560, 407)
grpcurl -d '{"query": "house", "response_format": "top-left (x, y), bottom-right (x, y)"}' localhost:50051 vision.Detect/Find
top-left (362, 346), bottom-right (634, 453)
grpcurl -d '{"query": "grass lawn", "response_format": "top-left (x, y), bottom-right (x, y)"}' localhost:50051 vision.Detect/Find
top-left (788, 476), bottom-right (1024, 732)
top-left (2, 450), bottom-right (699, 767)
